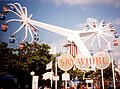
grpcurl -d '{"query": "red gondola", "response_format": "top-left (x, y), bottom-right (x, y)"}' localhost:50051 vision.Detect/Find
top-left (3, 5), bottom-right (9, 11)
top-left (1, 23), bottom-right (8, 32)
top-left (113, 39), bottom-right (118, 46)
top-left (93, 22), bottom-right (96, 28)
top-left (3, 5), bottom-right (9, 14)
top-left (9, 35), bottom-right (16, 43)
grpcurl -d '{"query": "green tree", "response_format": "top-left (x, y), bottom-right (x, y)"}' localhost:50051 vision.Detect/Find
top-left (0, 42), bottom-right (55, 88)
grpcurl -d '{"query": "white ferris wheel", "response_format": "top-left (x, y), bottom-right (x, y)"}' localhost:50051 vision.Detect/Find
top-left (81, 19), bottom-right (119, 55)
top-left (0, 3), bottom-right (119, 57)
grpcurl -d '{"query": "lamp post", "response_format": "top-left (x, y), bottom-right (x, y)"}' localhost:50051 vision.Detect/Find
top-left (31, 71), bottom-right (35, 89)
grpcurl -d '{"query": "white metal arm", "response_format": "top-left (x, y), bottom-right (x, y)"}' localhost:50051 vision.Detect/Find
top-left (29, 19), bottom-right (91, 57)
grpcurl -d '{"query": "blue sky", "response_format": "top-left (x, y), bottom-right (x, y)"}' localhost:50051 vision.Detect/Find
top-left (0, 0), bottom-right (120, 62)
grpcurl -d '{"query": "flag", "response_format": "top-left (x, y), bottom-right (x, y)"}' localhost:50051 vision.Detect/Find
top-left (46, 61), bottom-right (52, 70)
top-left (43, 72), bottom-right (53, 80)
top-left (104, 42), bottom-right (112, 53)
top-left (49, 46), bottom-right (56, 55)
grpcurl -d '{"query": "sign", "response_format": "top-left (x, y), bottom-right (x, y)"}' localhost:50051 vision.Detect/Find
top-left (57, 52), bottom-right (110, 71)
top-left (58, 54), bottom-right (74, 71)
top-left (93, 52), bottom-right (110, 69)
top-left (62, 73), bottom-right (70, 81)
top-left (74, 52), bottom-right (110, 70)
top-left (86, 79), bottom-right (93, 83)
top-left (74, 53), bottom-right (91, 70)
top-left (53, 75), bottom-right (59, 81)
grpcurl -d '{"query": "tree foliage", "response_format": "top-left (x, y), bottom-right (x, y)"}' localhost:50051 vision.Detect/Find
top-left (0, 42), bottom-right (55, 88)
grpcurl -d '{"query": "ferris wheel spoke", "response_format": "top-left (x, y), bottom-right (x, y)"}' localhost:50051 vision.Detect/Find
top-left (84, 33), bottom-right (95, 43)
top-left (90, 35), bottom-right (96, 48)
top-left (14, 3), bottom-right (25, 15)
top-left (22, 25), bottom-right (28, 42)
top-left (6, 19), bottom-right (22, 23)
top-left (97, 35), bottom-right (101, 49)
top-left (101, 23), bottom-right (111, 30)
top-left (30, 26), bottom-right (38, 36)
top-left (7, 3), bottom-right (23, 16)
top-left (88, 23), bottom-right (96, 30)
top-left (12, 23), bottom-right (25, 35)
top-left (29, 23), bottom-right (38, 31)
top-left (28, 14), bottom-right (33, 20)
top-left (28, 26), bottom-right (34, 43)
top-left (6, 10), bottom-right (22, 18)
top-left (100, 34), bottom-right (109, 44)
top-left (29, 23), bottom-right (38, 35)
top-left (102, 33), bottom-right (115, 39)
top-left (101, 29), bottom-right (112, 32)
top-left (22, 7), bottom-right (28, 18)
top-left (99, 20), bottom-right (104, 28)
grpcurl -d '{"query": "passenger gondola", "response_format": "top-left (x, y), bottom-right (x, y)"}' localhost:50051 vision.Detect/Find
top-left (114, 32), bottom-right (119, 38)
top-left (86, 24), bottom-right (89, 30)
top-left (9, 35), bottom-right (16, 43)
top-left (89, 49), bottom-right (93, 56)
top-left (0, 12), bottom-right (6, 20)
top-left (9, 5), bottom-right (15, 11)
top-left (109, 25), bottom-right (115, 32)
top-left (93, 22), bottom-right (96, 28)
top-left (1, 23), bottom-right (8, 32)
top-left (3, 5), bottom-right (9, 14)
top-left (34, 35), bottom-right (39, 41)
top-left (102, 21), bottom-right (105, 27)
top-left (113, 39), bottom-right (118, 46)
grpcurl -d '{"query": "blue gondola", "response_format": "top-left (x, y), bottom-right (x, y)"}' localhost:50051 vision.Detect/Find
top-left (9, 5), bottom-right (16, 11)
top-left (89, 49), bottom-right (93, 56)
top-left (9, 35), bottom-right (16, 43)
top-left (86, 24), bottom-right (89, 30)
top-left (114, 32), bottom-right (119, 38)
top-left (0, 12), bottom-right (6, 20)
top-left (1, 23), bottom-right (8, 32)
top-left (34, 35), bottom-right (39, 41)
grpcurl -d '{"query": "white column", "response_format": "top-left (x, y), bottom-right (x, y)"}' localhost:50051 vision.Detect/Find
top-left (101, 69), bottom-right (104, 89)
